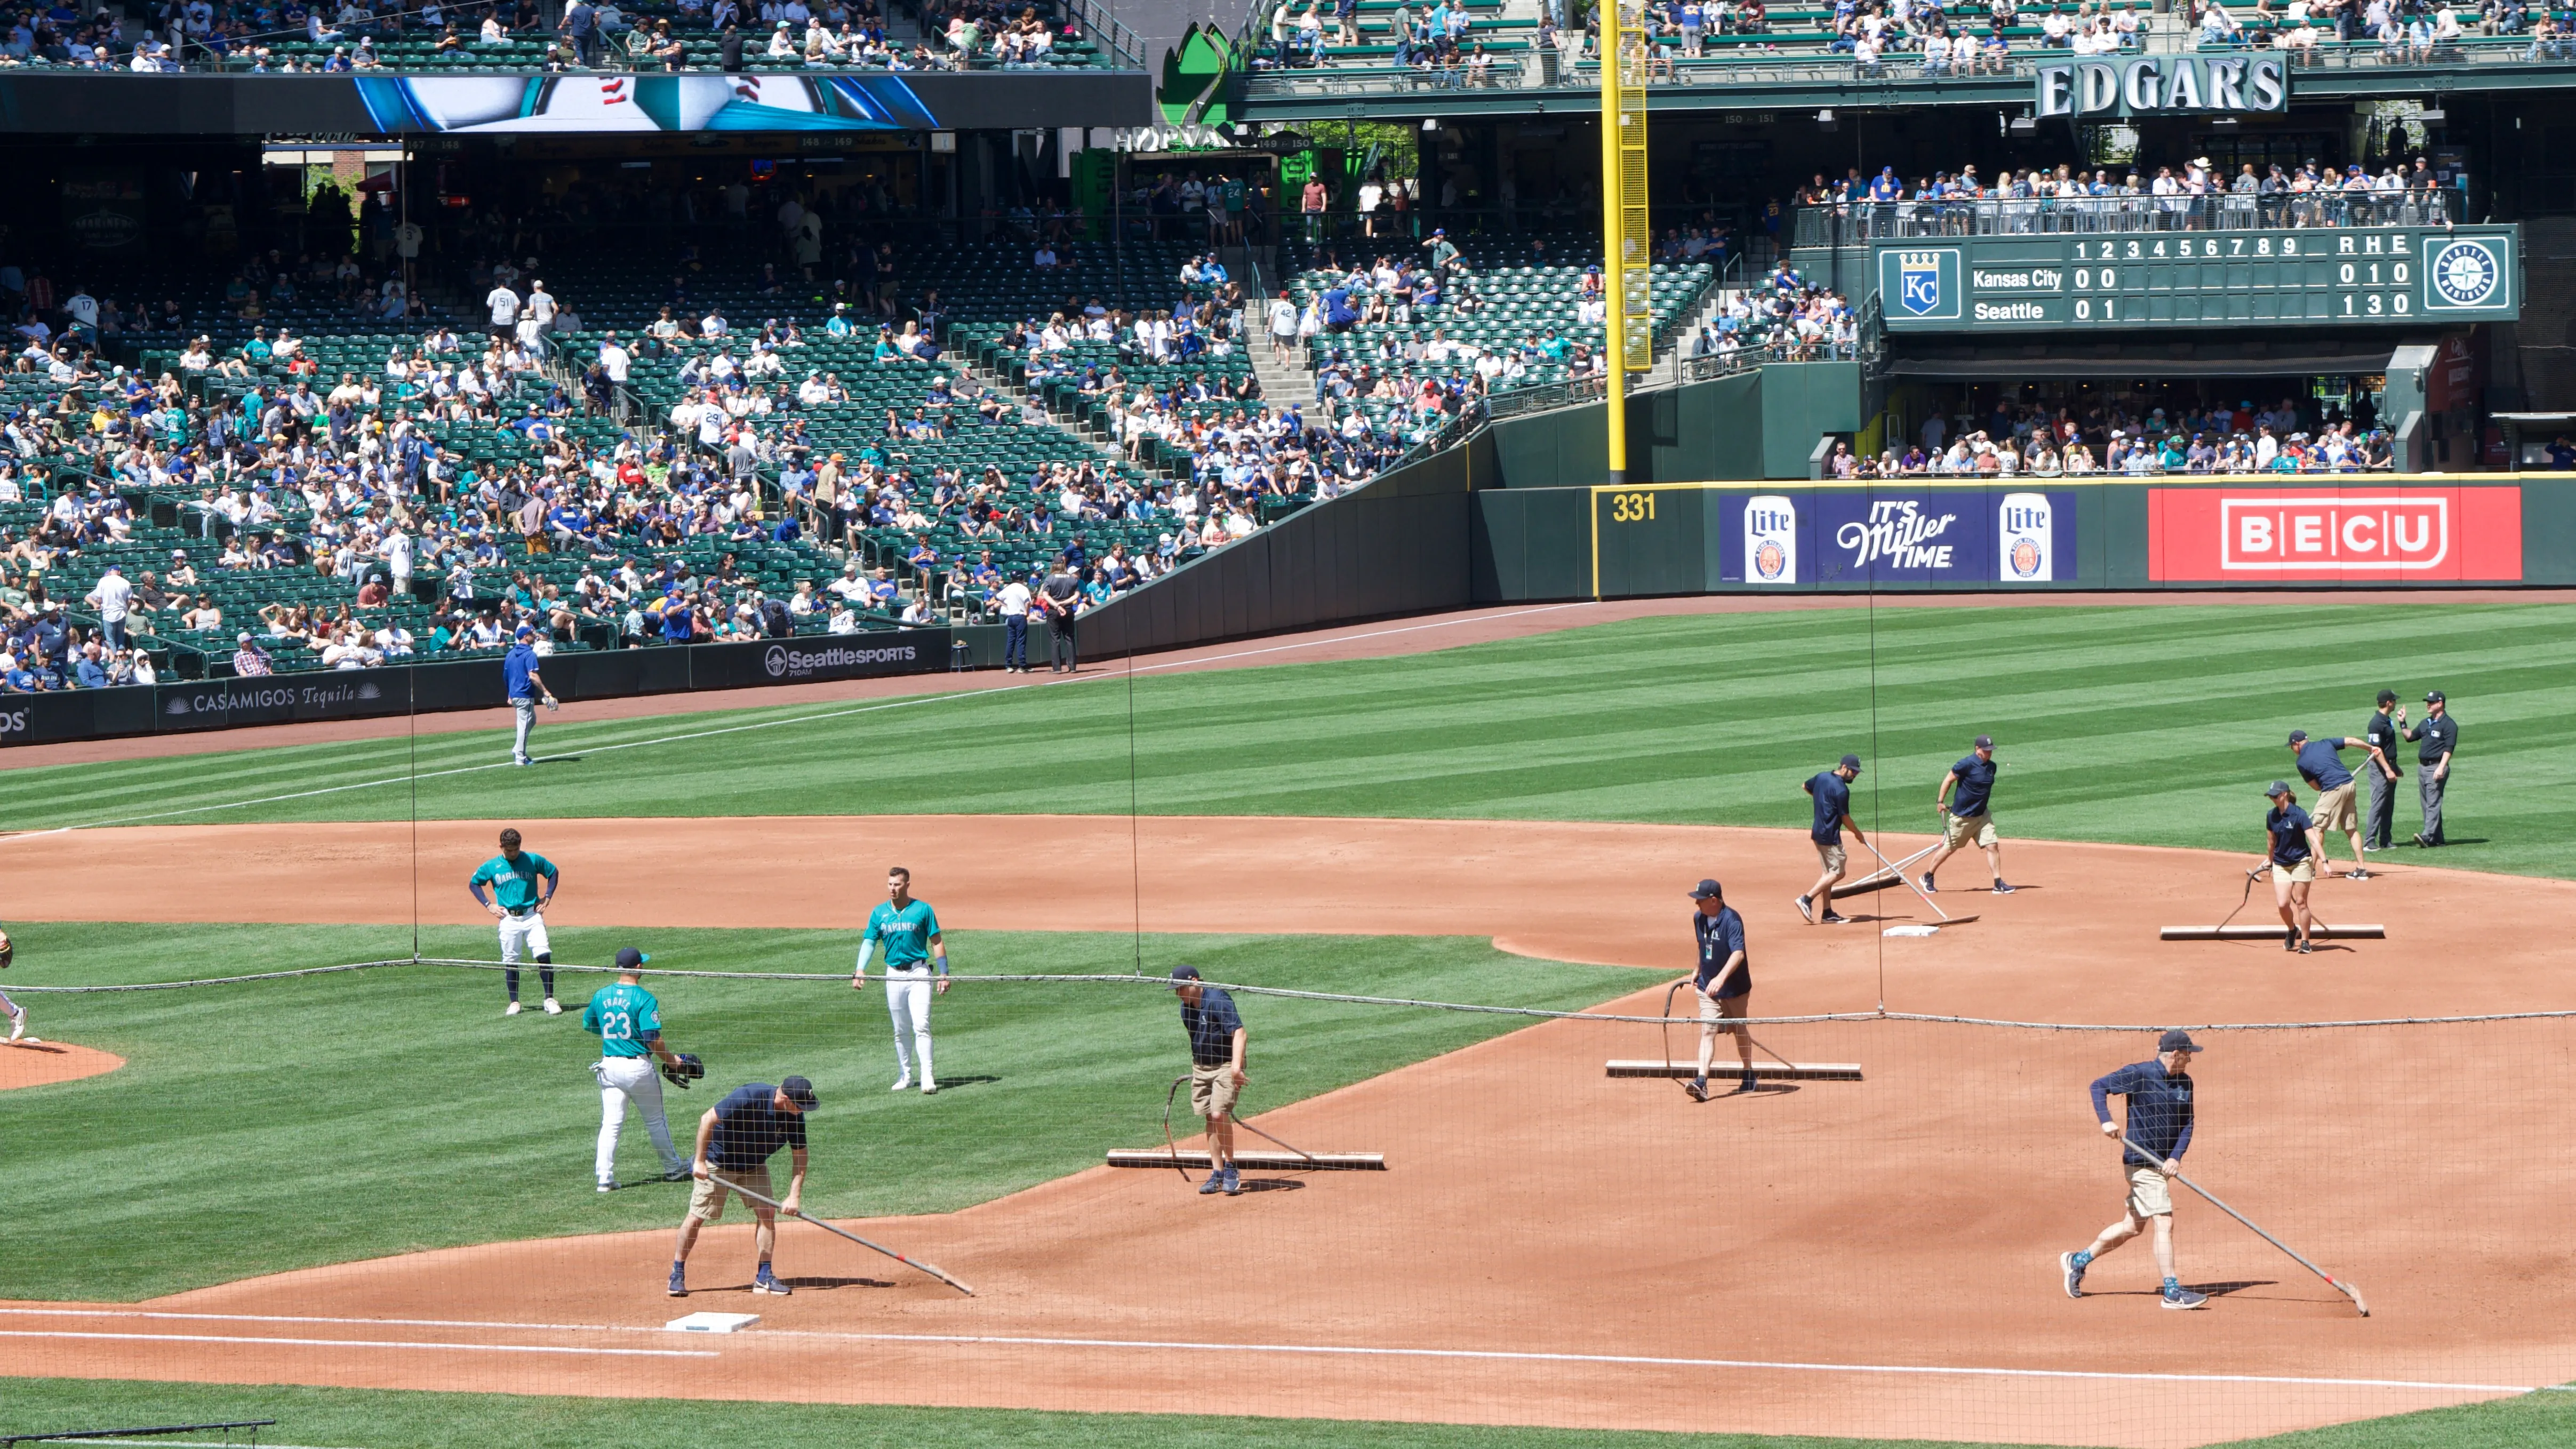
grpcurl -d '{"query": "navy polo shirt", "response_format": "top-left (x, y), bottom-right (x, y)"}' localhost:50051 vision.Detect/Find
top-left (1693, 907), bottom-right (1750, 998)
top-left (2266, 804), bottom-right (2314, 865)
top-left (2294, 738), bottom-right (2353, 791)
top-left (705, 1083), bottom-right (807, 1172)
top-left (2091, 1059), bottom-right (2195, 1167)
top-left (1805, 771), bottom-right (1852, 844)
top-left (1181, 986), bottom-right (1244, 1067)
top-left (1949, 753), bottom-right (1997, 816)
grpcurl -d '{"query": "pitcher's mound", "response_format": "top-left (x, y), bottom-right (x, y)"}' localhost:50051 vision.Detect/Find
top-left (0, 1041), bottom-right (124, 1090)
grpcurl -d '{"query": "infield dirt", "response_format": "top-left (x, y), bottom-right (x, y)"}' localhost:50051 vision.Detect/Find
top-left (4, 818), bottom-right (2570, 1447)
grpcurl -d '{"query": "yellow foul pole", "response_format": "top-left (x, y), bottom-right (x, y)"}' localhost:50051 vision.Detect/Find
top-left (1599, 0), bottom-right (1650, 486)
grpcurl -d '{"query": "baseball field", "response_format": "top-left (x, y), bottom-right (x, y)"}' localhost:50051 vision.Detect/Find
top-left (4, 596), bottom-right (2574, 1449)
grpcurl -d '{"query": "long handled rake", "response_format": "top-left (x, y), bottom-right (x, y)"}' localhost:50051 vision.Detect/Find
top-left (2120, 1138), bottom-right (2366, 1317)
top-left (708, 1172), bottom-right (975, 1297)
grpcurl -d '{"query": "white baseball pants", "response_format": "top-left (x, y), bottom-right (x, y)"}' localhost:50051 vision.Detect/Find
top-left (886, 970), bottom-right (936, 1087)
top-left (498, 910), bottom-right (551, 963)
top-left (593, 1055), bottom-right (684, 1185)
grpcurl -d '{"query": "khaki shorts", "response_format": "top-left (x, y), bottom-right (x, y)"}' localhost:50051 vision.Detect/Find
top-left (2273, 859), bottom-right (2316, 885)
top-left (1943, 810), bottom-right (1998, 850)
top-left (1699, 990), bottom-right (1748, 1036)
top-left (1190, 1062), bottom-right (1242, 1120)
top-left (2125, 1163), bottom-right (2175, 1218)
top-left (686, 1162), bottom-right (772, 1223)
top-left (1813, 839), bottom-right (1847, 874)
top-left (2311, 781), bottom-right (2358, 833)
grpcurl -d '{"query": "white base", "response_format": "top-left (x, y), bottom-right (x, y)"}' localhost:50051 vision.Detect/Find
top-left (1883, 925), bottom-right (1940, 937)
top-left (666, 1311), bottom-right (761, 1333)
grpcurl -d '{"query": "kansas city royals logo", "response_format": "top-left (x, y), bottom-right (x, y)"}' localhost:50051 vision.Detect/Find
top-left (2427, 238), bottom-right (2504, 310)
top-left (1879, 247), bottom-right (1961, 324)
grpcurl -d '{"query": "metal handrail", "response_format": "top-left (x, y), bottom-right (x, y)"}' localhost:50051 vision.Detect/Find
top-left (1789, 193), bottom-right (2458, 247)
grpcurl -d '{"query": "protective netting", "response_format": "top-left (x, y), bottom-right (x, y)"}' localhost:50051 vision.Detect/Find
top-left (9, 958), bottom-right (2573, 1446)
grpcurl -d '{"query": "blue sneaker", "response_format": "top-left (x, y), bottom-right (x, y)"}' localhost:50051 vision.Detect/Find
top-left (1198, 1171), bottom-right (1226, 1195)
top-left (667, 1263), bottom-right (687, 1298)
top-left (1221, 1166), bottom-right (1243, 1196)
top-left (2060, 1251), bottom-right (2087, 1299)
top-left (754, 1264), bottom-right (791, 1296)
top-left (2162, 1284), bottom-right (2209, 1310)
top-left (1739, 1069), bottom-right (1758, 1092)
top-left (1685, 1078), bottom-right (1709, 1101)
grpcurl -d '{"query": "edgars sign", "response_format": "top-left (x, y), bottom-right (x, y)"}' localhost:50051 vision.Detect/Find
top-left (2036, 55), bottom-right (2286, 119)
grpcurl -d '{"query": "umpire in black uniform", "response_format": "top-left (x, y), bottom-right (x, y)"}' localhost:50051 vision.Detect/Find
top-left (2402, 690), bottom-right (2460, 846)
top-left (2362, 689), bottom-right (2404, 852)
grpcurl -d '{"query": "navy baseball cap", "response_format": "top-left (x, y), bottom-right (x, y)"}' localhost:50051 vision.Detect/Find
top-left (1688, 878), bottom-right (1724, 899)
top-left (1170, 964), bottom-right (1201, 987)
top-left (615, 947), bottom-right (650, 969)
top-left (2286, 729), bottom-right (2308, 744)
top-left (2266, 780), bottom-right (2293, 798)
top-left (1839, 753), bottom-right (1863, 771)
top-left (779, 1076), bottom-right (819, 1108)
top-left (1974, 735), bottom-right (1994, 750)
top-left (2158, 1028), bottom-right (2202, 1054)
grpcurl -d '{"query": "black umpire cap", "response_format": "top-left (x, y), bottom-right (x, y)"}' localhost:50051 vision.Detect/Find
top-left (780, 1076), bottom-right (819, 1108)
top-left (1689, 878), bottom-right (1724, 899)
top-left (2377, 689), bottom-right (2398, 706)
top-left (2425, 689), bottom-right (2446, 703)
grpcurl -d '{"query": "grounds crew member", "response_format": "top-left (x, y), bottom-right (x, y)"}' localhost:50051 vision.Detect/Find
top-left (584, 947), bottom-right (693, 1192)
top-left (1920, 734), bottom-right (2013, 895)
top-left (671, 1075), bottom-right (817, 1298)
top-left (2285, 728), bottom-right (2391, 880)
top-left (2262, 781), bottom-right (2326, 954)
top-left (1795, 754), bottom-right (1867, 926)
top-left (1173, 965), bottom-right (1249, 1197)
top-left (2399, 690), bottom-right (2458, 846)
top-left (2061, 1029), bottom-right (2207, 1310)
top-left (2362, 691), bottom-right (2404, 853)
top-left (1682, 879), bottom-right (1753, 1101)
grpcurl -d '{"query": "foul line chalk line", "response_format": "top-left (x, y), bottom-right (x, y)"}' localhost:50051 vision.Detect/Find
top-left (0, 1328), bottom-right (709, 1358)
top-left (1, 1311), bottom-right (2556, 1395)
top-left (0, 602), bottom-right (1595, 846)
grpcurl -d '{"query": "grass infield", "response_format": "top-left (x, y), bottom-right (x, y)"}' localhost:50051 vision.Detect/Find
top-left (0, 921), bottom-right (1647, 1302)
top-left (2, 1377), bottom-right (2573, 1449)
top-left (0, 604), bottom-right (2566, 876)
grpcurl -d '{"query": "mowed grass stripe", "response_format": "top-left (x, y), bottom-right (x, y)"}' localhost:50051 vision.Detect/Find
top-left (0, 922), bottom-right (1644, 1302)
top-left (5, 1373), bottom-right (2575, 1449)
top-left (0, 604), bottom-right (2566, 877)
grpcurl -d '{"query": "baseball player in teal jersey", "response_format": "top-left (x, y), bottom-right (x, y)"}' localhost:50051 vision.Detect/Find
top-left (0, 926), bottom-right (31, 1044)
top-left (585, 946), bottom-right (692, 1192)
top-left (850, 866), bottom-right (948, 1094)
top-left (468, 827), bottom-right (560, 1016)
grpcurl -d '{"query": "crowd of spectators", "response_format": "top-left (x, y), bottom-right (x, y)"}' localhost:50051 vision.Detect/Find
top-left (1690, 262), bottom-right (1854, 363)
top-left (1825, 393), bottom-right (2394, 478)
top-left (1794, 152), bottom-right (2454, 235)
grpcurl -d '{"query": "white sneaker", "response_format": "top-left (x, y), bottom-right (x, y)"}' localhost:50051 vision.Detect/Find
top-left (542, 997), bottom-right (563, 1015)
top-left (597, 1181), bottom-right (617, 1194)
top-left (890, 1077), bottom-right (913, 1092)
top-left (505, 1001), bottom-right (523, 1016)
top-left (921, 1081), bottom-right (939, 1094)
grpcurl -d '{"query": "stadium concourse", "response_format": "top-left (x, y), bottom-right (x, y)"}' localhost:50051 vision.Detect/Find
top-left (2, 806), bottom-right (2572, 1446)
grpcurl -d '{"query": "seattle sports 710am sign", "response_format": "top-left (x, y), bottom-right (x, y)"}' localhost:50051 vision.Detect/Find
top-left (1875, 227), bottom-right (2519, 330)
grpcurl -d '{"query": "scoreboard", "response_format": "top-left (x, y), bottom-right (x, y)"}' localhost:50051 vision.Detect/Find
top-left (1874, 226), bottom-right (2519, 332)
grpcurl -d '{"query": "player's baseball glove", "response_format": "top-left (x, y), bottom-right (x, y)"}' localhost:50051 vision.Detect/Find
top-left (660, 1052), bottom-right (705, 1089)
top-left (0, 928), bottom-right (13, 970)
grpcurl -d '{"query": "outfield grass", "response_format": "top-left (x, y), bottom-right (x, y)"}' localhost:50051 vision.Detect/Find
top-left (4, 1376), bottom-right (2573, 1449)
top-left (1, 605), bottom-right (2567, 875)
top-left (0, 921), bottom-right (1645, 1302)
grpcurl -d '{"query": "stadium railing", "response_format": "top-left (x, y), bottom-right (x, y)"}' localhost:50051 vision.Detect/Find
top-left (1790, 193), bottom-right (2460, 246)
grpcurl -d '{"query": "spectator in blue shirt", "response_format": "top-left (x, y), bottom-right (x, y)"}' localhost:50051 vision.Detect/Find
top-left (2061, 1029), bottom-right (2206, 1310)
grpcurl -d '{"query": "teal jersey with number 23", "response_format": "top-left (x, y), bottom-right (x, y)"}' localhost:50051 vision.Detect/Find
top-left (582, 982), bottom-right (661, 1058)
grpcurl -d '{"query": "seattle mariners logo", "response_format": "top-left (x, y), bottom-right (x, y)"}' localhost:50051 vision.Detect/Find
top-left (763, 645), bottom-right (790, 679)
top-left (2428, 239), bottom-right (2503, 309)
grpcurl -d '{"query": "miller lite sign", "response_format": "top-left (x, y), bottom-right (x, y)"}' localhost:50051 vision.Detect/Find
top-left (1743, 494), bottom-right (1799, 585)
top-left (1999, 492), bottom-right (2055, 582)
